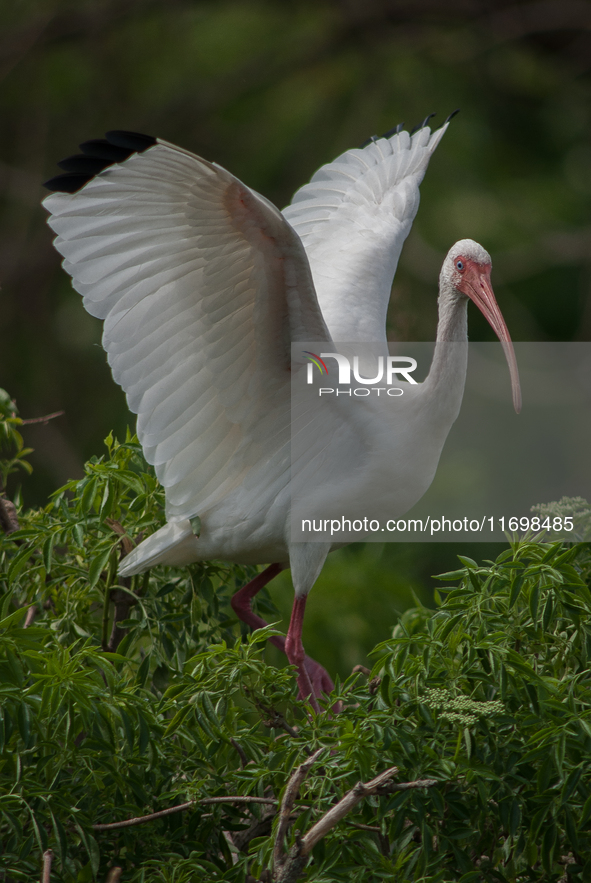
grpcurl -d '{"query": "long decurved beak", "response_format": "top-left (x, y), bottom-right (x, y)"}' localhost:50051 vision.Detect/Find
top-left (464, 264), bottom-right (521, 414)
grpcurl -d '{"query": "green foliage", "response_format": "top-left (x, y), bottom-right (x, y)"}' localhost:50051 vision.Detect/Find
top-left (0, 389), bottom-right (33, 493)
top-left (1, 425), bottom-right (591, 880)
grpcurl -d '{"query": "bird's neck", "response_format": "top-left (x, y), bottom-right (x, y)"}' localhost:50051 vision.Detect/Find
top-left (423, 278), bottom-right (469, 412)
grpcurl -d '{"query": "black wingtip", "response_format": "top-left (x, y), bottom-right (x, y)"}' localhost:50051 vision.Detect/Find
top-left (382, 122), bottom-right (405, 138)
top-left (57, 155), bottom-right (112, 175)
top-left (43, 173), bottom-right (95, 193)
top-left (79, 139), bottom-right (134, 162)
top-left (44, 129), bottom-right (158, 194)
top-left (444, 108), bottom-right (460, 124)
top-left (105, 130), bottom-right (156, 152)
top-left (410, 113), bottom-right (436, 135)
top-left (359, 134), bottom-right (380, 148)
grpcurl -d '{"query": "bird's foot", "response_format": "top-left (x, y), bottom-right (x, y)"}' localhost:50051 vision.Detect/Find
top-left (302, 653), bottom-right (341, 714)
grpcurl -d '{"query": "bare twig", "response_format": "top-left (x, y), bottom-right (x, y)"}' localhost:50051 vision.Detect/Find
top-left (92, 796), bottom-right (278, 831)
top-left (273, 747), bottom-right (325, 873)
top-left (0, 496), bottom-right (19, 534)
top-left (105, 518), bottom-right (135, 556)
top-left (383, 778), bottom-right (438, 793)
top-left (230, 737), bottom-right (248, 768)
top-left (252, 696), bottom-right (301, 741)
top-left (369, 676), bottom-right (382, 696)
top-left (20, 410), bottom-right (64, 426)
top-left (106, 582), bottom-right (137, 653)
top-left (41, 849), bottom-right (53, 883)
top-left (347, 821), bottom-right (381, 832)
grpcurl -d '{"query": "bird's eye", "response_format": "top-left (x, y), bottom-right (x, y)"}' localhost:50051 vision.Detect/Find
top-left (456, 259), bottom-right (465, 272)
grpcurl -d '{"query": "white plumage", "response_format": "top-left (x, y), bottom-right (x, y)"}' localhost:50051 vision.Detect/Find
top-left (43, 121), bottom-right (519, 708)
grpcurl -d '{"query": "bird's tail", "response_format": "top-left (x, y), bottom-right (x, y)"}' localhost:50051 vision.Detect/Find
top-left (118, 520), bottom-right (199, 577)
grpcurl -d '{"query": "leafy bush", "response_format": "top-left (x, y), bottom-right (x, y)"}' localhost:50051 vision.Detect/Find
top-left (1, 397), bottom-right (591, 882)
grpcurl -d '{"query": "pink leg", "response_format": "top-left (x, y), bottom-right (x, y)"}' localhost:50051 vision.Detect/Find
top-left (231, 566), bottom-right (334, 705)
top-left (285, 595), bottom-right (320, 714)
top-left (230, 564), bottom-right (287, 653)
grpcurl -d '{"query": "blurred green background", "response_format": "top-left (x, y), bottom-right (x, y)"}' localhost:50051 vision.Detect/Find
top-left (1, 0), bottom-right (590, 677)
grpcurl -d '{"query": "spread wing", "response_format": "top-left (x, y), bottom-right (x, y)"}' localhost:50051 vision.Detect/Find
top-left (43, 137), bottom-right (329, 521)
top-left (282, 123), bottom-right (449, 342)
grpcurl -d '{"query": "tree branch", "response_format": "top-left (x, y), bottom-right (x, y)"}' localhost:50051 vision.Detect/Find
top-left (0, 496), bottom-right (19, 534)
top-left (274, 766), bottom-right (405, 883)
top-left (105, 518), bottom-right (135, 556)
top-left (92, 796), bottom-right (278, 831)
top-left (300, 765), bottom-right (399, 854)
top-left (230, 737), bottom-right (248, 768)
top-left (20, 410), bottom-right (64, 425)
top-left (273, 747), bottom-right (325, 873)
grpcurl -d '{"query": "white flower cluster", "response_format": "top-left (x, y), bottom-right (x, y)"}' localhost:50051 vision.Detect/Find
top-left (421, 688), bottom-right (504, 727)
top-left (531, 496), bottom-right (591, 542)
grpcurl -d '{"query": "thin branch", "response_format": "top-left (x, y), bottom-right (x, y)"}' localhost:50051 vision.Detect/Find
top-left (252, 695), bottom-right (301, 741)
top-left (105, 518), bottom-right (135, 556)
top-left (20, 410), bottom-right (64, 426)
top-left (347, 821), bottom-right (381, 832)
top-left (230, 737), bottom-right (248, 768)
top-left (41, 849), bottom-right (53, 883)
top-left (106, 582), bottom-right (136, 653)
top-left (273, 747), bottom-right (325, 872)
top-left (92, 796), bottom-right (278, 831)
top-left (384, 778), bottom-right (438, 793)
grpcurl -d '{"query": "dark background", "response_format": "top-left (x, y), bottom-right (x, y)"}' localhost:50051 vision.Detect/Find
top-left (1, 0), bottom-right (590, 675)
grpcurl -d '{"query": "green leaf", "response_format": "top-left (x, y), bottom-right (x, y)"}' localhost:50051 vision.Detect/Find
top-left (42, 533), bottom-right (55, 574)
top-left (80, 477), bottom-right (98, 515)
top-left (509, 575), bottom-right (524, 609)
top-left (0, 606), bottom-right (27, 630)
top-left (88, 545), bottom-right (113, 588)
top-left (541, 820), bottom-right (556, 872)
top-left (509, 799), bottom-right (521, 837)
top-left (164, 704), bottom-right (192, 736)
top-left (434, 569), bottom-right (465, 581)
top-left (529, 582), bottom-right (540, 625)
top-left (7, 545), bottom-right (33, 583)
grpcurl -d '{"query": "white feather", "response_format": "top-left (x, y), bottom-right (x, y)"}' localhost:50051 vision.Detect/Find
top-left (282, 124), bottom-right (448, 341)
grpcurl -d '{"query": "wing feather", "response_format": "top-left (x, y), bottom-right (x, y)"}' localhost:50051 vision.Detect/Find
top-left (282, 124), bottom-right (448, 342)
top-left (44, 140), bottom-right (329, 521)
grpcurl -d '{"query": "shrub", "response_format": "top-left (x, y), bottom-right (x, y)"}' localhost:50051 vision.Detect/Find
top-left (1, 396), bottom-right (590, 882)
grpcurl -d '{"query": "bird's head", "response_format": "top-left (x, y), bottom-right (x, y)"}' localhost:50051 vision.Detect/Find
top-left (443, 238), bottom-right (521, 413)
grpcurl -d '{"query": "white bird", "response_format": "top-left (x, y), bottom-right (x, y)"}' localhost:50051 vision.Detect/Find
top-left (43, 120), bottom-right (520, 712)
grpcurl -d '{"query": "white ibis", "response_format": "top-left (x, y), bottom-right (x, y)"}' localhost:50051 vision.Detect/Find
top-left (43, 120), bottom-right (520, 713)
